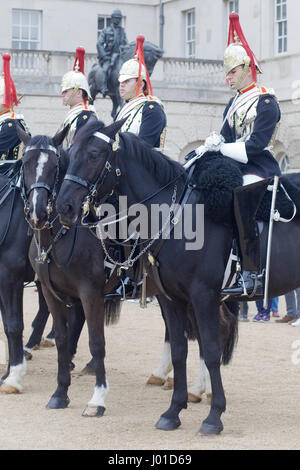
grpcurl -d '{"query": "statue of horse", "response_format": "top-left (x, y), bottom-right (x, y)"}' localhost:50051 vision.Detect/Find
top-left (56, 118), bottom-right (300, 435)
top-left (17, 123), bottom-right (238, 416)
top-left (88, 40), bottom-right (163, 118)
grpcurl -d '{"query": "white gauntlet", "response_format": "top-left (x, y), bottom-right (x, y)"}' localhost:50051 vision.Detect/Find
top-left (220, 142), bottom-right (248, 164)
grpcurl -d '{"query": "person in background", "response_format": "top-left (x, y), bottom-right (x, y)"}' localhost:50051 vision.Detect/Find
top-left (276, 288), bottom-right (300, 326)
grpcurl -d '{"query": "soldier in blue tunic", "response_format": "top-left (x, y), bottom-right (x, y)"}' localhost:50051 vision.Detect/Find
top-left (115, 35), bottom-right (167, 150)
top-left (216, 13), bottom-right (281, 297)
top-left (107, 36), bottom-right (167, 299)
top-left (0, 54), bottom-right (29, 160)
top-left (59, 47), bottom-right (98, 148)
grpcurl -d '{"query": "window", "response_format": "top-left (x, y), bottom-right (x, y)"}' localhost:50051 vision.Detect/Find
top-left (12, 9), bottom-right (42, 50)
top-left (97, 15), bottom-right (111, 38)
top-left (228, 0), bottom-right (239, 14)
top-left (97, 15), bottom-right (125, 39)
top-left (186, 9), bottom-right (195, 58)
top-left (275, 0), bottom-right (287, 53)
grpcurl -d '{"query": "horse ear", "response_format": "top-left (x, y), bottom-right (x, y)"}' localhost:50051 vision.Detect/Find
top-left (52, 124), bottom-right (70, 147)
top-left (104, 117), bottom-right (128, 139)
top-left (16, 123), bottom-right (31, 146)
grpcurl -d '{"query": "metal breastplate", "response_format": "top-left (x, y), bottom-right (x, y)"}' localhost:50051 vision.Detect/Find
top-left (230, 95), bottom-right (259, 142)
top-left (120, 104), bottom-right (145, 135)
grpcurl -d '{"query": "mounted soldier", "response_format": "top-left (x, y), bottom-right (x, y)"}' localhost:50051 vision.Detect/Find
top-left (115, 35), bottom-right (167, 150)
top-left (212, 13), bottom-right (282, 297)
top-left (96, 9), bottom-right (128, 97)
top-left (0, 53), bottom-right (29, 160)
top-left (59, 47), bottom-right (98, 148)
top-left (107, 35), bottom-right (167, 299)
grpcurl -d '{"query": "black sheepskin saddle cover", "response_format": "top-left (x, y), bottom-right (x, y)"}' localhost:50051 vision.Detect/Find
top-left (191, 152), bottom-right (300, 225)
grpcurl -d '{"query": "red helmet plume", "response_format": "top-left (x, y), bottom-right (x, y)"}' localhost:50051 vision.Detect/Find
top-left (134, 35), bottom-right (152, 96)
top-left (2, 54), bottom-right (18, 109)
top-left (227, 13), bottom-right (258, 82)
top-left (73, 47), bottom-right (85, 74)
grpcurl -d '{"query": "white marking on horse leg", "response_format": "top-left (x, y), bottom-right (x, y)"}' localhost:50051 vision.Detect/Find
top-left (188, 358), bottom-right (209, 397)
top-left (4, 357), bottom-right (27, 392)
top-left (88, 380), bottom-right (109, 407)
top-left (152, 341), bottom-right (172, 380)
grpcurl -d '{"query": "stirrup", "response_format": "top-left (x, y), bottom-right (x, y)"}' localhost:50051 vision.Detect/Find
top-left (239, 271), bottom-right (264, 298)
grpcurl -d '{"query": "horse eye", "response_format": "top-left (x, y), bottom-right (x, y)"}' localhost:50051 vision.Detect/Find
top-left (89, 151), bottom-right (99, 159)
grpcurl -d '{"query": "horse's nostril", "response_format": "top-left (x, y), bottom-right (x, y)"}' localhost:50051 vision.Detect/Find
top-left (60, 204), bottom-right (73, 216)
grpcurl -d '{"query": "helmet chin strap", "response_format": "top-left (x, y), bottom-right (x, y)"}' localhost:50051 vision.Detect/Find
top-left (64, 86), bottom-right (79, 107)
top-left (123, 82), bottom-right (139, 101)
top-left (232, 59), bottom-right (251, 90)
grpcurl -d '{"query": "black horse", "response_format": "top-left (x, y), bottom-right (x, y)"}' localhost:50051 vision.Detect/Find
top-left (16, 125), bottom-right (126, 415)
top-left (17, 124), bottom-right (240, 418)
top-left (88, 40), bottom-right (163, 118)
top-left (55, 120), bottom-right (250, 434)
top-left (0, 161), bottom-right (50, 393)
top-left (56, 118), bottom-right (300, 434)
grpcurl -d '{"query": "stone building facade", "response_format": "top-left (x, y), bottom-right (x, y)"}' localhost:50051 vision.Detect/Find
top-left (0, 0), bottom-right (299, 169)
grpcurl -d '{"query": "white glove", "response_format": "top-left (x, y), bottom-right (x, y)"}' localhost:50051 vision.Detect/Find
top-left (195, 145), bottom-right (205, 156)
top-left (204, 132), bottom-right (225, 152)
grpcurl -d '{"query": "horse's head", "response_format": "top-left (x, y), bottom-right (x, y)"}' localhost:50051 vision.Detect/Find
top-left (56, 118), bottom-right (126, 227)
top-left (17, 125), bottom-right (69, 230)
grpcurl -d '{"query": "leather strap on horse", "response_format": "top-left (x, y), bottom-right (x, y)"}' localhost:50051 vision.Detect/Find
top-left (146, 163), bottom-right (198, 300)
top-left (38, 257), bottom-right (71, 307)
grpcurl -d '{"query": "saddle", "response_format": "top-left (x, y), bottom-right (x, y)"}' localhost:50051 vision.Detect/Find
top-left (191, 152), bottom-right (299, 225)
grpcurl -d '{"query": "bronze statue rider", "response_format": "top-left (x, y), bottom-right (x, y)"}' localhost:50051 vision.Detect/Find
top-left (96, 9), bottom-right (128, 97)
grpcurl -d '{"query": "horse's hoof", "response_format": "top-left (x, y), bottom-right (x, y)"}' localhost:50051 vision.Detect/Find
top-left (188, 392), bottom-right (202, 403)
top-left (40, 338), bottom-right (55, 348)
top-left (79, 365), bottom-right (96, 376)
top-left (24, 350), bottom-right (33, 361)
top-left (82, 405), bottom-right (105, 417)
top-left (162, 377), bottom-right (174, 390)
top-left (155, 416), bottom-right (181, 431)
top-left (46, 396), bottom-right (70, 409)
top-left (206, 393), bottom-right (212, 404)
top-left (200, 421), bottom-right (223, 435)
top-left (146, 375), bottom-right (165, 386)
top-left (32, 344), bottom-right (40, 351)
top-left (0, 383), bottom-right (20, 394)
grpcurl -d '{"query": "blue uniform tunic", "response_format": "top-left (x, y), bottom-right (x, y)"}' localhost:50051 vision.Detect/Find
top-left (221, 93), bottom-right (281, 178)
top-left (0, 118), bottom-right (28, 160)
top-left (138, 101), bottom-right (166, 148)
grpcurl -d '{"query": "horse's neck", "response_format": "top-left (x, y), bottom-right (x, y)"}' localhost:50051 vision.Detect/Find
top-left (118, 159), bottom-right (184, 209)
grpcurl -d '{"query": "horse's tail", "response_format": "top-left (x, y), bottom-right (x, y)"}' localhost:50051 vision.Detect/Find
top-left (104, 297), bottom-right (122, 326)
top-left (220, 301), bottom-right (239, 366)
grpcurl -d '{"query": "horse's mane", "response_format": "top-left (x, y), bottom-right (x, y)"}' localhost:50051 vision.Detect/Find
top-left (74, 120), bottom-right (187, 186)
top-left (120, 132), bottom-right (187, 185)
top-left (73, 120), bottom-right (106, 148)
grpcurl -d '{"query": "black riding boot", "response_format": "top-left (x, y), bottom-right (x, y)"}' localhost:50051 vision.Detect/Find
top-left (221, 179), bottom-right (271, 297)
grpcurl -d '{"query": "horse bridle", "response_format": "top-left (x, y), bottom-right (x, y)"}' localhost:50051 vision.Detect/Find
top-left (63, 131), bottom-right (121, 218)
top-left (20, 144), bottom-right (61, 228)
